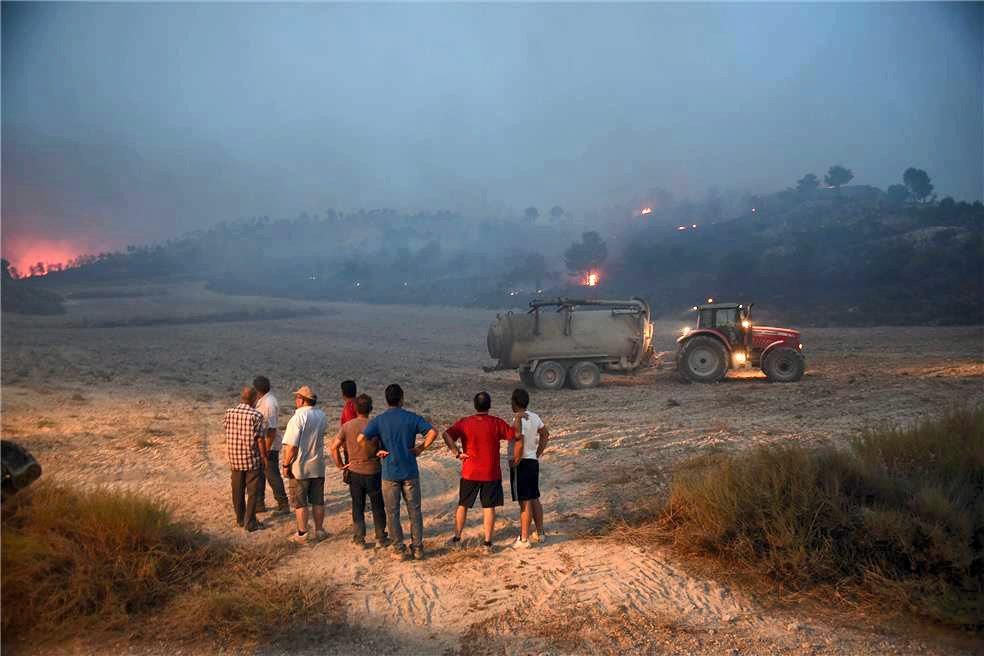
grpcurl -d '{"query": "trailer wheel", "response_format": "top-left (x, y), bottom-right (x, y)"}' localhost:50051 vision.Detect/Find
top-left (567, 361), bottom-right (601, 389)
top-left (677, 336), bottom-right (728, 383)
top-left (533, 361), bottom-right (566, 391)
top-left (519, 369), bottom-right (536, 389)
top-left (762, 347), bottom-right (804, 383)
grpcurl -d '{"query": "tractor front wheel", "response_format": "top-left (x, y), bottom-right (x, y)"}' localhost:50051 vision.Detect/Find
top-left (533, 361), bottom-right (567, 391)
top-left (762, 347), bottom-right (805, 382)
top-left (677, 336), bottom-right (728, 383)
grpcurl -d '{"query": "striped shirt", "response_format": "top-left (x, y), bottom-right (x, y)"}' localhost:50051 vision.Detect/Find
top-left (224, 403), bottom-right (265, 471)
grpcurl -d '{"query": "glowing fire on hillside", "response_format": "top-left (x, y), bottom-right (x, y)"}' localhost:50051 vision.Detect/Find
top-left (583, 271), bottom-right (599, 287)
top-left (2, 236), bottom-right (100, 279)
top-left (640, 207), bottom-right (653, 215)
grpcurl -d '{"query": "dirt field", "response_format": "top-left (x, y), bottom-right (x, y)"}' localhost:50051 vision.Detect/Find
top-left (2, 283), bottom-right (982, 655)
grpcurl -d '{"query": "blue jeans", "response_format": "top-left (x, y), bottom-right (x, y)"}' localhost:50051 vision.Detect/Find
top-left (382, 478), bottom-right (423, 549)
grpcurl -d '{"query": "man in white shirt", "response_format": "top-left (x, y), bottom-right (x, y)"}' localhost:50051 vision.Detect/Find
top-left (509, 388), bottom-right (550, 549)
top-left (253, 376), bottom-right (289, 514)
top-left (280, 385), bottom-right (329, 544)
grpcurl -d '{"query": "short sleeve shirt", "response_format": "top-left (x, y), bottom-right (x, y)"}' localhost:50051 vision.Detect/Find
top-left (223, 403), bottom-right (265, 471)
top-left (517, 410), bottom-right (545, 461)
top-left (282, 406), bottom-right (328, 479)
top-left (340, 399), bottom-right (357, 426)
top-left (362, 407), bottom-right (433, 481)
top-left (255, 393), bottom-right (281, 450)
top-left (446, 413), bottom-right (514, 482)
top-left (340, 416), bottom-right (379, 475)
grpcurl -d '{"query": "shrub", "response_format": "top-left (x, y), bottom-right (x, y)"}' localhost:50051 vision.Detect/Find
top-left (660, 407), bottom-right (984, 627)
top-left (1, 483), bottom-right (341, 650)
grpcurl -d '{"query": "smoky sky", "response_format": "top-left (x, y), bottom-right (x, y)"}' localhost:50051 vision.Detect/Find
top-left (2, 2), bottom-right (982, 260)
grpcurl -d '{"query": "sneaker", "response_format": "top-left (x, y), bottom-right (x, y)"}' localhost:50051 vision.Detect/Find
top-left (512, 536), bottom-right (532, 550)
top-left (274, 504), bottom-right (291, 516)
top-left (412, 546), bottom-right (425, 561)
top-left (234, 519), bottom-right (244, 529)
top-left (374, 537), bottom-right (391, 550)
top-left (482, 541), bottom-right (493, 555)
top-left (245, 520), bottom-right (266, 532)
top-left (447, 535), bottom-right (463, 550)
top-left (314, 529), bottom-right (329, 542)
top-left (390, 545), bottom-right (410, 561)
top-left (532, 531), bottom-right (547, 545)
top-left (289, 531), bottom-right (310, 545)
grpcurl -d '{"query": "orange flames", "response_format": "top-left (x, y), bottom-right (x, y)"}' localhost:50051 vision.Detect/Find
top-left (640, 207), bottom-right (653, 215)
top-left (2, 236), bottom-right (101, 278)
top-left (584, 271), bottom-right (599, 287)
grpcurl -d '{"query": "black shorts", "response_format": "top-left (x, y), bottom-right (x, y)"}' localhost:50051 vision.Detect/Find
top-left (458, 478), bottom-right (504, 508)
top-left (510, 459), bottom-right (540, 502)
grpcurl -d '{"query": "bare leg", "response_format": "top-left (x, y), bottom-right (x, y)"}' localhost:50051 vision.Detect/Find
top-left (519, 500), bottom-right (532, 541)
top-left (312, 504), bottom-right (325, 531)
top-left (483, 508), bottom-right (495, 543)
top-left (295, 506), bottom-right (309, 533)
top-left (531, 499), bottom-right (544, 535)
top-left (454, 505), bottom-right (468, 538)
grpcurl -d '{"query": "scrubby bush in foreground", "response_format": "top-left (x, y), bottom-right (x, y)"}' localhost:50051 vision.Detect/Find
top-left (1, 483), bottom-right (341, 651)
top-left (660, 407), bottom-right (984, 627)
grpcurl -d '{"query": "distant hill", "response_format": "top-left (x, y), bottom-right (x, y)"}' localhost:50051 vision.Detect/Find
top-left (1, 260), bottom-right (65, 315)
top-left (18, 188), bottom-right (984, 325)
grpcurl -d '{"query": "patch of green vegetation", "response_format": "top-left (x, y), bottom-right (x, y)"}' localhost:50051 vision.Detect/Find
top-left (660, 407), bottom-right (984, 628)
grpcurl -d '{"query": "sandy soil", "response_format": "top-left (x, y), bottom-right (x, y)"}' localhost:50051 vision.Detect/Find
top-left (3, 283), bottom-right (982, 655)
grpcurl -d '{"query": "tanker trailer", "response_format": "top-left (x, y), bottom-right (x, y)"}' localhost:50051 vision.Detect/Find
top-left (485, 298), bottom-right (654, 390)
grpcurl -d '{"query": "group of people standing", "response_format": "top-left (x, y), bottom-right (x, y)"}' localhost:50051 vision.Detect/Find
top-left (223, 377), bottom-right (549, 560)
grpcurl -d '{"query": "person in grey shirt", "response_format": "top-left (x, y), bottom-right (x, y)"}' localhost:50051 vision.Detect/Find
top-left (281, 385), bottom-right (329, 544)
top-left (253, 375), bottom-right (289, 514)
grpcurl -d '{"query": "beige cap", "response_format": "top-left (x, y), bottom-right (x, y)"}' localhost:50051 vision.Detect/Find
top-left (293, 385), bottom-right (317, 401)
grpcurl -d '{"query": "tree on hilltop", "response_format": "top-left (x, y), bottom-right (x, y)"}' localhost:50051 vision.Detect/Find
top-left (824, 165), bottom-right (854, 189)
top-left (903, 168), bottom-right (934, 203)
top-left (564, 231), bottom-right (607, 277)
top-left (796, 173), bottom-right (819, 195)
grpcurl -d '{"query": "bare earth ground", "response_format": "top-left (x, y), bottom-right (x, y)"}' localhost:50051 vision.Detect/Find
top-left (2, 283), bottom-right (983, 655)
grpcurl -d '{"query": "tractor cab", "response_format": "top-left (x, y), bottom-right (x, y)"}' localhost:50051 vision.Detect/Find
top-left (677, 300), bottom-right (804, 384)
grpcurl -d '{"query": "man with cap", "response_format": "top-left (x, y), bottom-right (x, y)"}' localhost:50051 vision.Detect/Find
top-left (280, 385), bottom-right (329, 544)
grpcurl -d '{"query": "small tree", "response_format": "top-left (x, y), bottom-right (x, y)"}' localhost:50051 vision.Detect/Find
top-left (903, 167), bottom-right (934, 203)
top-left (796, 173), bottom-right (819, 195)
top-left (824, 165), bottom-right (854, 189)
top-left (564, 231), bottom-right (607, 277)
top-left (523, 206), bottom-right (539, 223)
top-left (885, 184), bottom-right (910, 207)
top-left (549, 205), bottom-right (564, 221)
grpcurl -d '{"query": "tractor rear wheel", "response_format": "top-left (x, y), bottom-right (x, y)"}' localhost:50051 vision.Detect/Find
top-left (533, 361), bottom-right (567, 391)
top-left (677, 336), bottom-right (728, 383)
top-left (567, 361), bottom-right (601, 389)
top-left (762, 347), bottom-right (804, 382)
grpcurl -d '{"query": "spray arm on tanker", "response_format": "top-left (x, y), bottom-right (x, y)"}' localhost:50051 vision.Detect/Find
top-left (484, 298), bottom-right (655, 382)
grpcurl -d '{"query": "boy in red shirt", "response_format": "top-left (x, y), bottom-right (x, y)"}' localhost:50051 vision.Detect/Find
top-left (443, 391), bottom-right (515, 553)
top-left (340, 380), bottom-right (358, 425)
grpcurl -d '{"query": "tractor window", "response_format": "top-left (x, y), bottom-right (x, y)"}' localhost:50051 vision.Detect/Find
top-left (714, 309), bottom-right (738, 328)
top-left (697, 309), bottom-right (713, 328)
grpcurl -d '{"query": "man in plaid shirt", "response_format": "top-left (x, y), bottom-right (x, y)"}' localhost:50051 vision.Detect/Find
top-left (225, 386), bottom-right (268, 531)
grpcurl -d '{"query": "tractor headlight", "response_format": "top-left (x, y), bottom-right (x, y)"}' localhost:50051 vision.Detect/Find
top-left (741, 320), bottom-right (751, 329)
top-left (733, 351), bottom-right (747, 365)
top-left (798, 343), bottom-right (803, 350)
top-left (681, 326), bottom-right (691, 336)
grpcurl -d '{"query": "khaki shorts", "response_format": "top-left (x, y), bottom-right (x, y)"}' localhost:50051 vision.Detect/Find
top-left (288, 477), bottom-right (325, 508)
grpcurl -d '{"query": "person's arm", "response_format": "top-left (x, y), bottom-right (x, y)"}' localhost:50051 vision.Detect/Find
top-left (255, 416), bottom-right (269, 467)
top-left (280, 415), bottom-right (301, 476)
top-left (511, 412), bottom-right (528, 466)
top-left (536, 425), bottom-right (550, 458)
top-left (329, 429), bottom-right (346, 469)
top-left (264, 427), bottom-right (276, 453)
top-left (413, 427), bottom-right (439, 456)
top-left (443, 424), bottom-right (468, 460)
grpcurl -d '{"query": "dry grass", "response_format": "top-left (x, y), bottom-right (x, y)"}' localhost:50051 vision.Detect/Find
top-left (1, 482), bottom-right (343, 652)
top-left (651, 407), bottom-right (984, 628)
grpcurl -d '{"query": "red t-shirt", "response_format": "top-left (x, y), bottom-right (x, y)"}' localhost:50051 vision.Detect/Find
top-left (340, 399), bottom-right (357, 426)
top-left (446, 413), bottom-right (514, 482)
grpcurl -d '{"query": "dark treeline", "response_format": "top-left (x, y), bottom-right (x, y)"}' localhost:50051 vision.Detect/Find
top-left (14, 170), bottom-right (984, 325)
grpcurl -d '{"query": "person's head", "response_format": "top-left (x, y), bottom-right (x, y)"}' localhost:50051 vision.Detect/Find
top-left (355, 393), bottom-right (373, 417)
top-left (473, 391), bottom-right (492, 413)
top-left (340, 380), bottom-right (357, 400)
top-left (293, 385), bottom-right (317, 408)
top-left (511, 388), bottom-right (530, 412)
top-left (253, 375), bottom-right (271, 396)
top-left (240, 386), bottom-right (258, 407)
top-left (384, 384), bottom-right (404, 407)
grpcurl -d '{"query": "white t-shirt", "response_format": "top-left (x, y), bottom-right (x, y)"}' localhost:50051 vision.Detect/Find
top-left (518, 410), bottom-right (545, 461)
top-left (282, 405), bottom-right (328, 479)
top-left (255, 393), bottom-right (281, 451)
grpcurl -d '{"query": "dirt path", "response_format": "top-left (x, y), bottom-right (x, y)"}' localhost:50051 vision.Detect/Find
top-left (3, 289), bottom-right (982, 654)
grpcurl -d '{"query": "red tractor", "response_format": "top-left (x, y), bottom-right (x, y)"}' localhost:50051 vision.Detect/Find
top-left (676, 302), bottom-right (804, 383)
